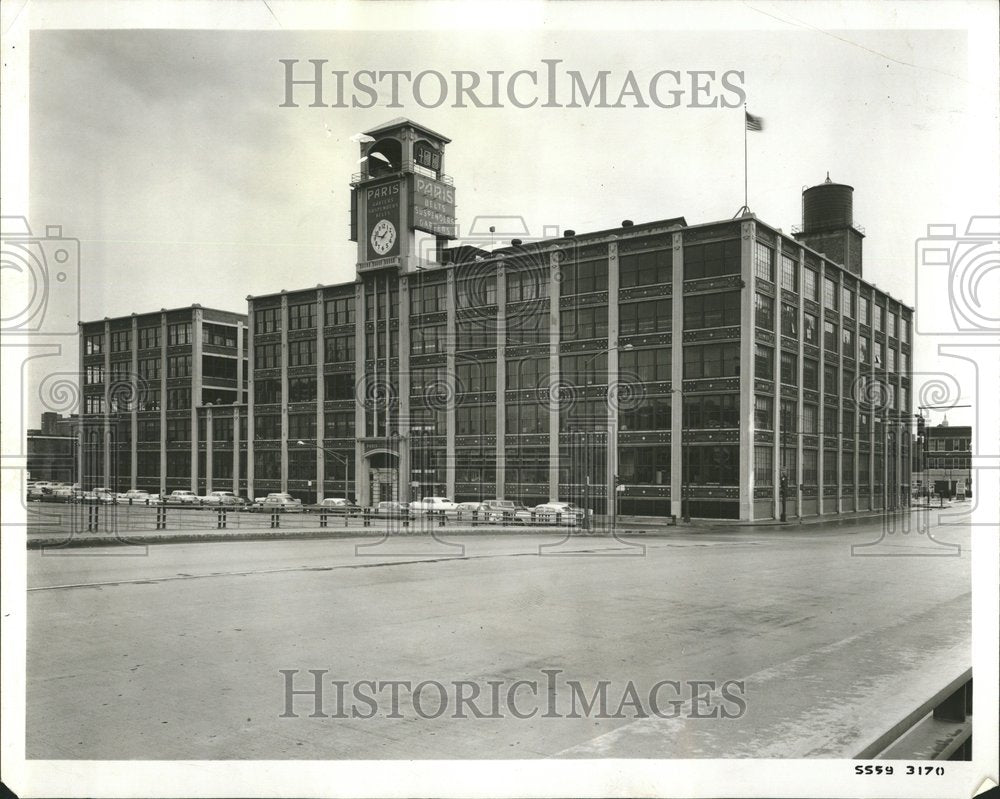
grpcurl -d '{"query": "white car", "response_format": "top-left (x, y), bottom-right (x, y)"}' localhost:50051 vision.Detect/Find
top-left (314, 497), bottom-right (361, 515)
top-left (479, 499), bottom-right (532, 524)
top-left (532, 502), bottom-right (585, 525)
top-left (409, 496), bottom-right (458, 514)
top-left (117, 489), bottom-right (151, 504)
top-left (27, 481), bottom-right (55, 500)
top-left (81, 487), bottom-right (116, 504)
top-left (260, 493), bottom-right (304, 513)
top-left (167, 490), bottom-right (200, 505)
top-left (201, 490), bottom-right (242, 507)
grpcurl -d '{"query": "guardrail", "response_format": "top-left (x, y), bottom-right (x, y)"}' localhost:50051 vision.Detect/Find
top-left (854, 668), bottom-right (972, 760)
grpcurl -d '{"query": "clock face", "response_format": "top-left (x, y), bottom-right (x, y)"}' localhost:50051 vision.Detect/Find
top-left (370, 219), bottom-right (397, 256)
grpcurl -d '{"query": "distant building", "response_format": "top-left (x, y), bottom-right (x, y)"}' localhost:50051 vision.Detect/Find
top-left (27, 413), bottom-right (77, 483)
top-left (78, 305), bottom-right (248, 494)
top-left (913, 418), bottom-right (972, 499)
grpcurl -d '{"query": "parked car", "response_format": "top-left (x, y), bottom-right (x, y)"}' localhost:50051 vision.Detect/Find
top-left (80, 487), bottom-right (116, 504)
top-left (166, 490), bottom-right (200, 505)
top-left (311, 497), bottom-right (361, 515)
top-left (409, 496), bottom-right (458, 514)
top-left (117, 489), bottom-right (152, 505)
top-left (200, 490), bottom-right (243, 507)
top-left (455, 501), bottom-right (488, 521)
top-left (260, 493), bottom-right (304, 513)
top-left (27, 481), bottom-right (55, 501)
top-left (50, 484), bottom-right (79, 502)
top-left (532, 501), bottom-right (585, 525)
top-left (375, 501), bottom-right (410, 518)
top-left (479, 499), bottom-right (533, 524)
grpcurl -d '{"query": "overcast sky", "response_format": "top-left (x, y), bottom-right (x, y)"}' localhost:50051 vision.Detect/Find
top-left (18, 5), bottom-right (1000, 428)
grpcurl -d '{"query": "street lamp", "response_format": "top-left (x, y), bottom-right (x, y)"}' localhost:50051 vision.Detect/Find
top-left (296, 440), bottom-right (350, 502)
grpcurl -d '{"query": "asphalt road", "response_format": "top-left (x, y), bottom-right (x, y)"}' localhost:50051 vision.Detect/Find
top-left (26, 509), bottom-right (971, 759)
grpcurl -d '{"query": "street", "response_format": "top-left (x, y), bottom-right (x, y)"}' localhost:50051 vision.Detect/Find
top-left (26, 510), bottom-right (971, 759)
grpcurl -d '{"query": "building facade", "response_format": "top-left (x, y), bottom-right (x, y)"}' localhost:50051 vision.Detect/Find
top-left (80, 119), bottom-right (914, 519)
top-left (78, 305), bottom-right (248, 494)
top-left (913, 420), bottom-right (972, 499)
top-left (27, 413), bottom-right (78, 484)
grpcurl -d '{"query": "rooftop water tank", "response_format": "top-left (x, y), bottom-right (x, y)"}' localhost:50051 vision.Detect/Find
top-left (801, 173), bottom-right (854, 233)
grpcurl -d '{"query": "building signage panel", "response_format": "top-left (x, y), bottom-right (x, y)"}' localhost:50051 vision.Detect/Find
top-left (365, 179), bottom-right (402, 260)
top-left (409, 174), bottom-right (457, 239)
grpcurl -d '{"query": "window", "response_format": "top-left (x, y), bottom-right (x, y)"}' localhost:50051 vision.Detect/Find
top-left (780, 352), bottom-right (797, 386)
top-left (887, 310), bottom-right (898, 338)
top-left (506, 402), bottom-right (548, 435)
top-left (858, 295), bottom-right (870, 326)
top-left (842, 287), bottom-right (855, 319)
top-left (288, 338), bottom-right (316, 367)
top-left (802, 403), bottom-right (818, 434)
top-left (874, 304), bottom-right (884, 332)
top-left (823, 276), bottom-right (838, 310)
top-left (620, 248), bottom-right (672, 287)
top-left (455, 403), bottom-right (497, 435)
top-left (288, 413), bottom-right (316, 440)
top-left (887, 347), bottom-right (896, 373)
top-left (780, 255), bottom-right (798, 291)
top-left (456, 361), bottom-right (497, 393)
top-left (324, 411), bottom-right (355, 438)
top-left (83, 395), bottom-right (106, 414)
top-left (755, 293), bottom-right (774, 331)
top-left (324, 373), bottom-right (354, 401)
top-left (138, 326), bottom-right (160, 350)
top-left (683, 393), bottom-right (739, 428)
top-left (618, 446), bottom-right (671, 484)
top-left (802, 450), bottom-right (818, 485)
top-left (899, 352), bottom-right (908, 375)
top-left (620, 396), bottom-right (671, 431)
top-left (803, 270), bottom-right (818, 301)
top-left (456, 318), bottom-right (497, 350)
top-left (85, 364), bottom-right (105, 385)
top-left (859, 336), bottom-right (870, 364)
top-left (506, 270), bottom-right (548, 302)
top-left (684, 291), bottom-right (740, 329)
top-left (254, 343), bottom-right (281, 370)
top-left (781, 303), bottom-right (798, 337)
top-left (684, 445), bottom-right (739, 485)
top-left (410, 282), bottom-right (448, 315)
top-left (620, 348), bottom-right (671, 383)
top-left (325, 334), bottom-right (355, 364)
top-left (84, 333), bottom-right (104, 355)
top-left (255, 378), bottom-right (281, 404)
top-left (138, 419), bottom-right (160, 442)
top-left (842, 328), bottom-right (855, 358)
top-left (288, 376), bottom-right (316, 402)
top-left (506, 310), bottom-right (551, 345)
top-left (140, 388), bottom-right (160, 411)
top-left (824, 364), bottom-right (838, 396)
top-left (823, 321), bottom-right (838, 352)
top-left (253, 414), bottom-right (281, 439)
top-left (167, 387), bottom-right (191, 409)
top-left (823, 451), bottom-right (838, 485)
top-left (166, 418), bottom-right (191, 442)
top-left (753, 242), bottom-right (774, 282)
top-left (803, 358), bottom-right (819, 391)
top-left (750, 395), bottom-right (772, 431)
top-left (755, 344), bottom-right (774, 380)
top-left (110, 330), bottom-right (132, 352)
top-left (457, 274), bottom-right (497, 307)
top-left (842, 452), bottom-right (855, 485)
top-left (683, 343), bottom-right (740, 379)
top-left (842, 369), bottom-right (855, 396)
top-left (842, 409), bottom-right (855, 437)
top-left (560, 259), bottom-right (608, 296)
top-left (411, 324), bottom-right (446, 355)
top-left (167, 322), bottom-right (192, 345)
top-left (901, 317), bottom-right (909, 343)
top-left (780, 399), bottom-right (797, 433)
top-left (620, 298), bottom-right (672, 336)
top-left (289, 303), bottom-right (316, 330)
top-left (796, 314), bottom-right (816, 348)
top-left (324, 297), bottom-right (355, 327)
top-left (684, 239), bottom-right (741, 280)
top-left (754, 446), bottom-right (774, 486)
top-left (167, 354), bottom-right (192, 378)
top-left (560, 305), bottom-right (608, 340)
top-left (138, 358), bottom-right (160, 381)
top-left (203, 323), bottom-right (237, 348)
top-left (506, 357), bottom-right (547, 390)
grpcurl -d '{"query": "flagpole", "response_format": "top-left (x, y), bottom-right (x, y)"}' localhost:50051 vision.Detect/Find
top-left (744, 103), bottom-right (749, 210)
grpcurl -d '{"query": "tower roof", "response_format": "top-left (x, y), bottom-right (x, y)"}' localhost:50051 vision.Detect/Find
top-left (362, 117), bottom-right (452, 144)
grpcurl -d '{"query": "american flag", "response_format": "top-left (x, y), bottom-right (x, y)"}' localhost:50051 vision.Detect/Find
top-left (745, 111), bottom-right (764, 132)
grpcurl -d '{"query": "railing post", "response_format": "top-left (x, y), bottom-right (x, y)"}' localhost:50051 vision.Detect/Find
top-left (363, 507), bottom-right (371, 528)
top-left (319, 511), bottom-right (328, 528)
top-left (270, 510), bottom-right (280, 529)
top-left (216, 508), bottom-right (227, 529)
top-left (156, 505), bottom-right (167, 530)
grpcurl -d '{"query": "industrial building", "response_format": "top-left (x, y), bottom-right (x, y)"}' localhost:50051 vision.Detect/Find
top-left (78, 118), bottom-right (914, 520)
top-left (913, 419), bottom-right (972, 500)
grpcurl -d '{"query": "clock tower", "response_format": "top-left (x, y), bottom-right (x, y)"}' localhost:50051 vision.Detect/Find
top-left (349, 117), bottom-right (457, 275)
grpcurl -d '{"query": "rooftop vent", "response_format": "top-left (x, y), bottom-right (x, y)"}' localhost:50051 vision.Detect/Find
top-left (622, 220), bottom-right (634, 227)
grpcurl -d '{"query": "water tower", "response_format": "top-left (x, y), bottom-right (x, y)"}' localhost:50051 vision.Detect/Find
top-left (792, 174), bottom-right (865, 276)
